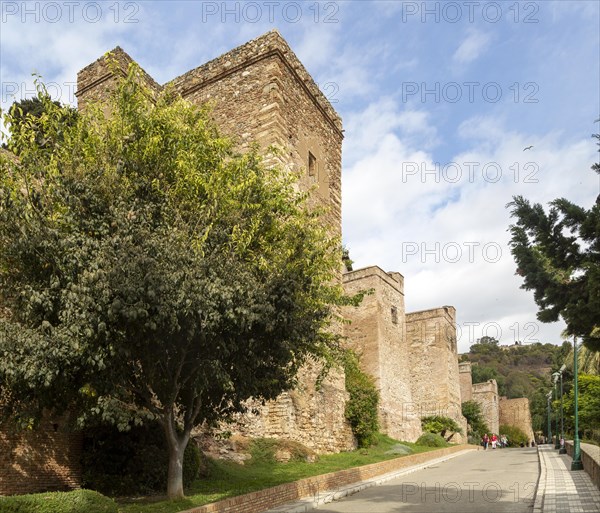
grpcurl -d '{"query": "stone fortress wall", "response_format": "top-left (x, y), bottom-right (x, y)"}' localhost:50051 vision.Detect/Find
top-left (458, 363), bottom-right (535, 442)
top-left (404, 307), bottom-right (468, 442)
top-left (458, 361), bottom-right (473, 402)
top-left (341, 267), bottom-right (422, 442)
top-left (1, 31), bottom-right (503, 495)
top-left (76, 30), bottom-right (352, 453)
top-left (499, 397), bottom-right (535, 442)
top-left (77, 32), bottom-right (475, 449)
top-left (471, 379), bottom-right (500, 435)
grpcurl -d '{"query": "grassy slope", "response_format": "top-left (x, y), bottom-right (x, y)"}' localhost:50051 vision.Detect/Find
top-left (118, 435), bottom-right (440, 513)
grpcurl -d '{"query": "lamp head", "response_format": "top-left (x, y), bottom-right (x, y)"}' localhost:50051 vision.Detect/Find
top-left (560, 364), bottom-right (567, 373)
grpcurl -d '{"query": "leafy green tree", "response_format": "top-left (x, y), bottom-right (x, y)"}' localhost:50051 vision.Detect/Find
top-left (507, 124), bottom-right (600, 351)
top-left (478, 336), bottom-right (499, 346)
top-left (461, 400), bottom-right (490, 440)
top-left (562, 374), bottom-right (600, 442)
top-left (471, 364), bottom-right (506, 395)
top-left (0, 71), bottom-right (352, 498)
top-left (343, 351), bottom-right (379, 447)
top-left (420, 415), bottom-right (462, 441)
top-left (2, 95), bottom-right (78, 152)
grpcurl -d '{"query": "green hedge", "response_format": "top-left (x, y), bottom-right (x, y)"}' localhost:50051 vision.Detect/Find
top-left (0, 489), bottom-right (117, 513)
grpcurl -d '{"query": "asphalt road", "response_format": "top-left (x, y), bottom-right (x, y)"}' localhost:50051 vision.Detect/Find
top-left (315, 447), bottom-right (539, 513)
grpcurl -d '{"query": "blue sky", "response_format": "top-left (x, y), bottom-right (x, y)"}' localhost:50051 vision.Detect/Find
top-left (1, 1), bottom-right (599, 352)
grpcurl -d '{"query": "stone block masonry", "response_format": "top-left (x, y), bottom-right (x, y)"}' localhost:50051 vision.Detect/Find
top-left (499, 397), bottom-right (535, 442)
top-left (342, 266), bottom-right (422, 442)
top-left (77, 30), bottom-right (342, 241)
top-left (471, 379), bottom-right (499, 434)
top-left (406, 307), bottom-right (468, 442)
top-left (76, 30), bottom-right (352, 454)
top-left (458, 361), bottom-right (472, 402)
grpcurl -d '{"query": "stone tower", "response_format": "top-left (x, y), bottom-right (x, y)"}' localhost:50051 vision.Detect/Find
top-left (76, 30), bottom-right (342, 239)
top-left (76, 31), bottom-right (353, 453)
top-left (342, 267), bottom-right (422, 442)
top-left (499, 397), bottom-right (535, 442)
top-left (405, 307), bottom-right (468, 442)
top-left (472, 379), bottom-right (500, 434)
top-left (459, 361), bottom-right (473, 402)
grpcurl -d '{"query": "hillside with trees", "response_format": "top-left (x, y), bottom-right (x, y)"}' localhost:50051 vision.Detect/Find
top-left (459, 337), bottom-right (571, 435)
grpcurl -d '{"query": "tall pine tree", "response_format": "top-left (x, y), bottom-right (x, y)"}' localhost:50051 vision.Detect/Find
top-left (508, 122), bottom-right (600, 351)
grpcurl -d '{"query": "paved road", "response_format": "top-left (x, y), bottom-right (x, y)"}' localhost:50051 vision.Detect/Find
top-left (315, 447), bottom-right (539, 513)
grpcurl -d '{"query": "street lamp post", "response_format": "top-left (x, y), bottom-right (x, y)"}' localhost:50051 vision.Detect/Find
top-left (552, 372), bottom-right (561, 449)
top-left (572, 337), bottom-right (583, 470)
top-left (558, 365), bottom-right (567, 455)
top-left (546, 390), bottom-right (553, 445)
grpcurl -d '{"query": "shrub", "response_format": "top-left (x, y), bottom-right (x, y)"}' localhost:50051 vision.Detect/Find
top-left (0, 489), bottom-right (117, 513)
top-left (81, 423), bottom-right (202, 496)
top-left (343, 351), bottom-right (380, 448)
top-left (416, 432), bottom-right (449, 448)
top-left (462, 400), bottom-right (490, 439)
top-left (420, 415), bottom-right (463, 441)
top-left (499, 425), bottom-right (530, 446)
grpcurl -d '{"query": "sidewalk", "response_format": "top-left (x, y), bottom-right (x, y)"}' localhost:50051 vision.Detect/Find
top-left (534, 444), bottom-right (600, 513)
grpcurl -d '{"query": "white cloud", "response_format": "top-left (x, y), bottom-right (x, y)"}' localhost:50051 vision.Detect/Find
top-left (343, 100), bottom-right (598, 353)
top-left (452, 29), bottom-right (492, 65)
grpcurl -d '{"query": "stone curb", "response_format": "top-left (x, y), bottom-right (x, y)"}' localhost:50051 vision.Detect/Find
top-left (532, 445), bottom-right (545, 513)
top-left (263, 448), bottom-right (478, 513)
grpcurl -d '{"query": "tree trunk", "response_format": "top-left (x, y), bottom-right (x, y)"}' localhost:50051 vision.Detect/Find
top-left (163, 414), bottom-right (190, 499)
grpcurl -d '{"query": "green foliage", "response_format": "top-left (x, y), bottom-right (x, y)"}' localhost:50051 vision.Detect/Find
top-left (478, 336), bottom-right (499, 345)
top-left (0, 489), bottom-right (117, 513)
top-left (463, 342), bottom-right (573, 435)
top-left (0, 68), bottom-right (351, 498)
top-left (507, 125), bottom-right (600, 351)
top-left (471, 365), bottom-right (506, 395)
top-left (461, 400), bottom-right (490, 439)
top-left (563, 374), bottom-right (600, 443)
top-left (420, 415), bottom-right (463, 441)
top-left (81, 423), bottom-right (202, 495)
top-left (343, 351), bottom-right (379, 447)
top-left (2, 95), bottom-right (78, 153)
top-left (342, 246), bottom-right (353, 272)
top-left (499, 425), bottom-right (530, 446)
top-left (415, 432), bottom-right (449, 448)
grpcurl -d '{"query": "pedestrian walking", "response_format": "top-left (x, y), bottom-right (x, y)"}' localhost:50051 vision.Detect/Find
top-left (491, 433), bottom-right (498, 449)
top-left (482, 433), bottom-right (489, 450)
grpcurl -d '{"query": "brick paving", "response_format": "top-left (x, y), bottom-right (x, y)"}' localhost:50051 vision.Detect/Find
top-left (535, 445), bottom-right (600, 513)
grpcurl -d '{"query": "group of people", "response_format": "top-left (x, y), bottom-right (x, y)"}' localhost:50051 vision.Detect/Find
top-left (481, 433), bottom-right (509, 449)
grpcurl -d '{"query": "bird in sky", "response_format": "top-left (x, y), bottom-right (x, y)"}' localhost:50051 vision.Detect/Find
top-left (523, 145), bottom-right (534, 151)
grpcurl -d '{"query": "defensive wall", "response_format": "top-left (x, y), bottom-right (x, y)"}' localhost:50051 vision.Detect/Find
top-left (458, 361), bottom-right (472, 402)
top-left (405, 307), bottom-right (468, 442)
top-left (341, 266), bottom-right (422, 442)
top-left (471, 379), bottom-right (499, 434)
top-left (499, 397), bottom-right (535, 442)
top-left (76, 30), bottom-right (352, 454)
top-left (1, 31), bottom-right (478, 494)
